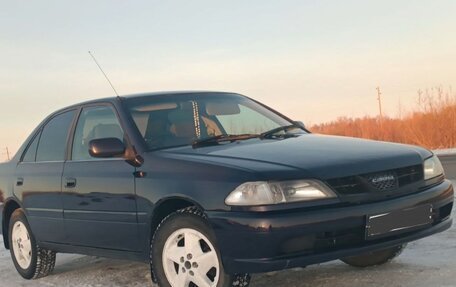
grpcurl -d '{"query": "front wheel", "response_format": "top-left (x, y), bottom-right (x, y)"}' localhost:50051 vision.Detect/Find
top-left (150, 207), bottom-right (250, 287)
top-left (8, 209), bottom-right (56, 279)
top-left (341, 244), bottom-right (407, 268)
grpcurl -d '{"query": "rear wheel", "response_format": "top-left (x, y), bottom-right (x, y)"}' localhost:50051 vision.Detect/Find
top-left (341, 244), bottom-right (407, 268)
top-left (8, 209), bottom-right (56, 279)
top-left (151, 207), bottom-right (250, 287)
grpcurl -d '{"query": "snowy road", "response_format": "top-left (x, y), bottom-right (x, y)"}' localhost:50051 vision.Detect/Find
top-left (0, 182), bottom-right (454, 287)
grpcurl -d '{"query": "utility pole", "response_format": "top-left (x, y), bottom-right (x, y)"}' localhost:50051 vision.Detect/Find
top-left (5, 147), bottom-right (10, 161)
top-left (376, 87), bottom-right (384, 140)
top-left (376, 87), bottom-right (383, 120)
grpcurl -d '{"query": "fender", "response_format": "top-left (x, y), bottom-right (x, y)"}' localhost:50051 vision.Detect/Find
top-left (2, 197), bottom-right (24, 249)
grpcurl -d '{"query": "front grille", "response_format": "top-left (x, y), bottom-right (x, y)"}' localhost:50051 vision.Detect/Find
top-left (327, 164), bottom-right (423, 196)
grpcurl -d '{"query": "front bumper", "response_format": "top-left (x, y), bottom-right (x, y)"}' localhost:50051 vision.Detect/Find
top-left (207, 180), bottom-right (454, 274)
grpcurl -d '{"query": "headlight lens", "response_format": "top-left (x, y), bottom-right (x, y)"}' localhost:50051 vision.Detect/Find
top-left (225, 180), bottom-right (336, 206)
top-left (423, 155), bottom-right (445, 180)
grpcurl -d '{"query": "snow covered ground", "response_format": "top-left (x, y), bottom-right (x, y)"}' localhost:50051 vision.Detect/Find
top-left (0, 182), bottom-right (454, 287)
top-left (434, 148), bottom-right (456, 156)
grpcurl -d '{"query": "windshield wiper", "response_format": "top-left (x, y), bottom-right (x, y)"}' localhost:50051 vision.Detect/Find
top-left (192, 134), bottom-right (260, 148)
top-left (192, 124), bottom-right (304, 148)
top-left (260, 124), bottom-right (303, 139)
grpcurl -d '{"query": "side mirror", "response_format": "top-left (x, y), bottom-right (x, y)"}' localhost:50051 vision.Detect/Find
top-left (294, 121), bottom-right (306, 129)
top-left (89, 138), bottom-right (126, 158)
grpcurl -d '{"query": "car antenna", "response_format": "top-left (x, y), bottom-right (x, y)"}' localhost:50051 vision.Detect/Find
top-left (88, 51), bottom-right (120, 97)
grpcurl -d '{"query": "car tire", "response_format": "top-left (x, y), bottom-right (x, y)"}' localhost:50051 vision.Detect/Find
top-left (341, 244), bottom-right (407, 268)
top-left (150, 206), bottom-right (251, 287)
top-left (8, 209), bottom-right (56, 279)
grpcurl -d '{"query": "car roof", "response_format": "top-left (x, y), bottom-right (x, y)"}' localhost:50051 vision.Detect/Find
top-left (55, 91), bottom-right (238, 114)
top-left (122, 90), bottom-right (234, 97)
top-left (121, 90), bottom-right (237, 100)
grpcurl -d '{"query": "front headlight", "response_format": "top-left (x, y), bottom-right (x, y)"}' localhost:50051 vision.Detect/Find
top-left (424, 155), bottom-right (445, 180)
top-left (225, 180), bottom-right (336, 206)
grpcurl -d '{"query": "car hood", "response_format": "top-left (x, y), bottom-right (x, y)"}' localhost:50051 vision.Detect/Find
top-left (158, 134), bottom-right (431, 180)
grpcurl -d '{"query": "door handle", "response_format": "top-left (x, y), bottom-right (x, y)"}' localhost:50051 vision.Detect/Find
top-left (65, 178), bottom-right (77, 188)
top-left (16, 177), bottom-right (24, 186)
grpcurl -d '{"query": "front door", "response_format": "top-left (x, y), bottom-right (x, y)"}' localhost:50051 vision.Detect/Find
top-left (62, 105), bottom-right (138, 251)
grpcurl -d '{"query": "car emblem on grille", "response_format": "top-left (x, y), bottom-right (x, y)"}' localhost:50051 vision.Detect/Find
top-left (371, 175), bottom-right (395, 183)
top-left (367, 173), bottom-right (398, 191)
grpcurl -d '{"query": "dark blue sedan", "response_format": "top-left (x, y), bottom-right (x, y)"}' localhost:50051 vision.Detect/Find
top-left (0, 91), bottom-right (453, 287)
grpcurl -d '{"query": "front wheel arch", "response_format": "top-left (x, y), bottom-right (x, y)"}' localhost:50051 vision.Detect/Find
top-left (149, 197), bottom-right (206, 239)
top-left (148, 198), bottom-right (205, 257)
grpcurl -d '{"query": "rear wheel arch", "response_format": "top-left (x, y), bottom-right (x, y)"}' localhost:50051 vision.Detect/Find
top-left (2, 199), bottom-right (22, 249)
top-left (8, 208), bottom-right (56, 279)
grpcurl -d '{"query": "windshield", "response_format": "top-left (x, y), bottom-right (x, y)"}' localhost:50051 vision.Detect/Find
top-left (124, 93), bottom-right (301, 150)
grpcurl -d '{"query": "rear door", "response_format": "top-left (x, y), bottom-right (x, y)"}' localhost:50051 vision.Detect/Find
top-left (62, 104), bottom-right (138, 251)
top-left (14, 110), bottom-right (76, 243)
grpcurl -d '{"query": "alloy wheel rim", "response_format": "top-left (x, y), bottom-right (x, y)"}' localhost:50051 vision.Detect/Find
top-left (12, 221), bottom-right (32, 269)
top-left (162, 228), bottom-right (220, 287)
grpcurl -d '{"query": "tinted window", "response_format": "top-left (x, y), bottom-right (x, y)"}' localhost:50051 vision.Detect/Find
top-left (72, 106), bottom-right (124, 160)
top-left (215, 104), bottom-right (280, 135)
top-left (125, 94), bottom-right (294, 150)
top-left (22, 131), bottom-right (41, 162)
top-left (36, 110), bottom-right (75, 162)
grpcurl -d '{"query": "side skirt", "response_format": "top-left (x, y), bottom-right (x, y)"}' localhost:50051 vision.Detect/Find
top-left (39, 241), bottom-right (149, 263)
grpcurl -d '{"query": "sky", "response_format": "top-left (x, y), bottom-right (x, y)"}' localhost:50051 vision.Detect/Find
top-left (1, 0), bottom-right (456, 160)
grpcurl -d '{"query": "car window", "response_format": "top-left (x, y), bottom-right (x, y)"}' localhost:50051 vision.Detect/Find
top-left (72, 106), bottom-right (124, 161)
top-left (125, 94), bottom-right (294, 150)
top-left (36, 110), bottom-right (76, 162)
top-left (214, 103), bottom-right (280, 135)
top-left (22, 131), bottom-right (41, 162)
top-left (129, 101), bottom-right (198, 150)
